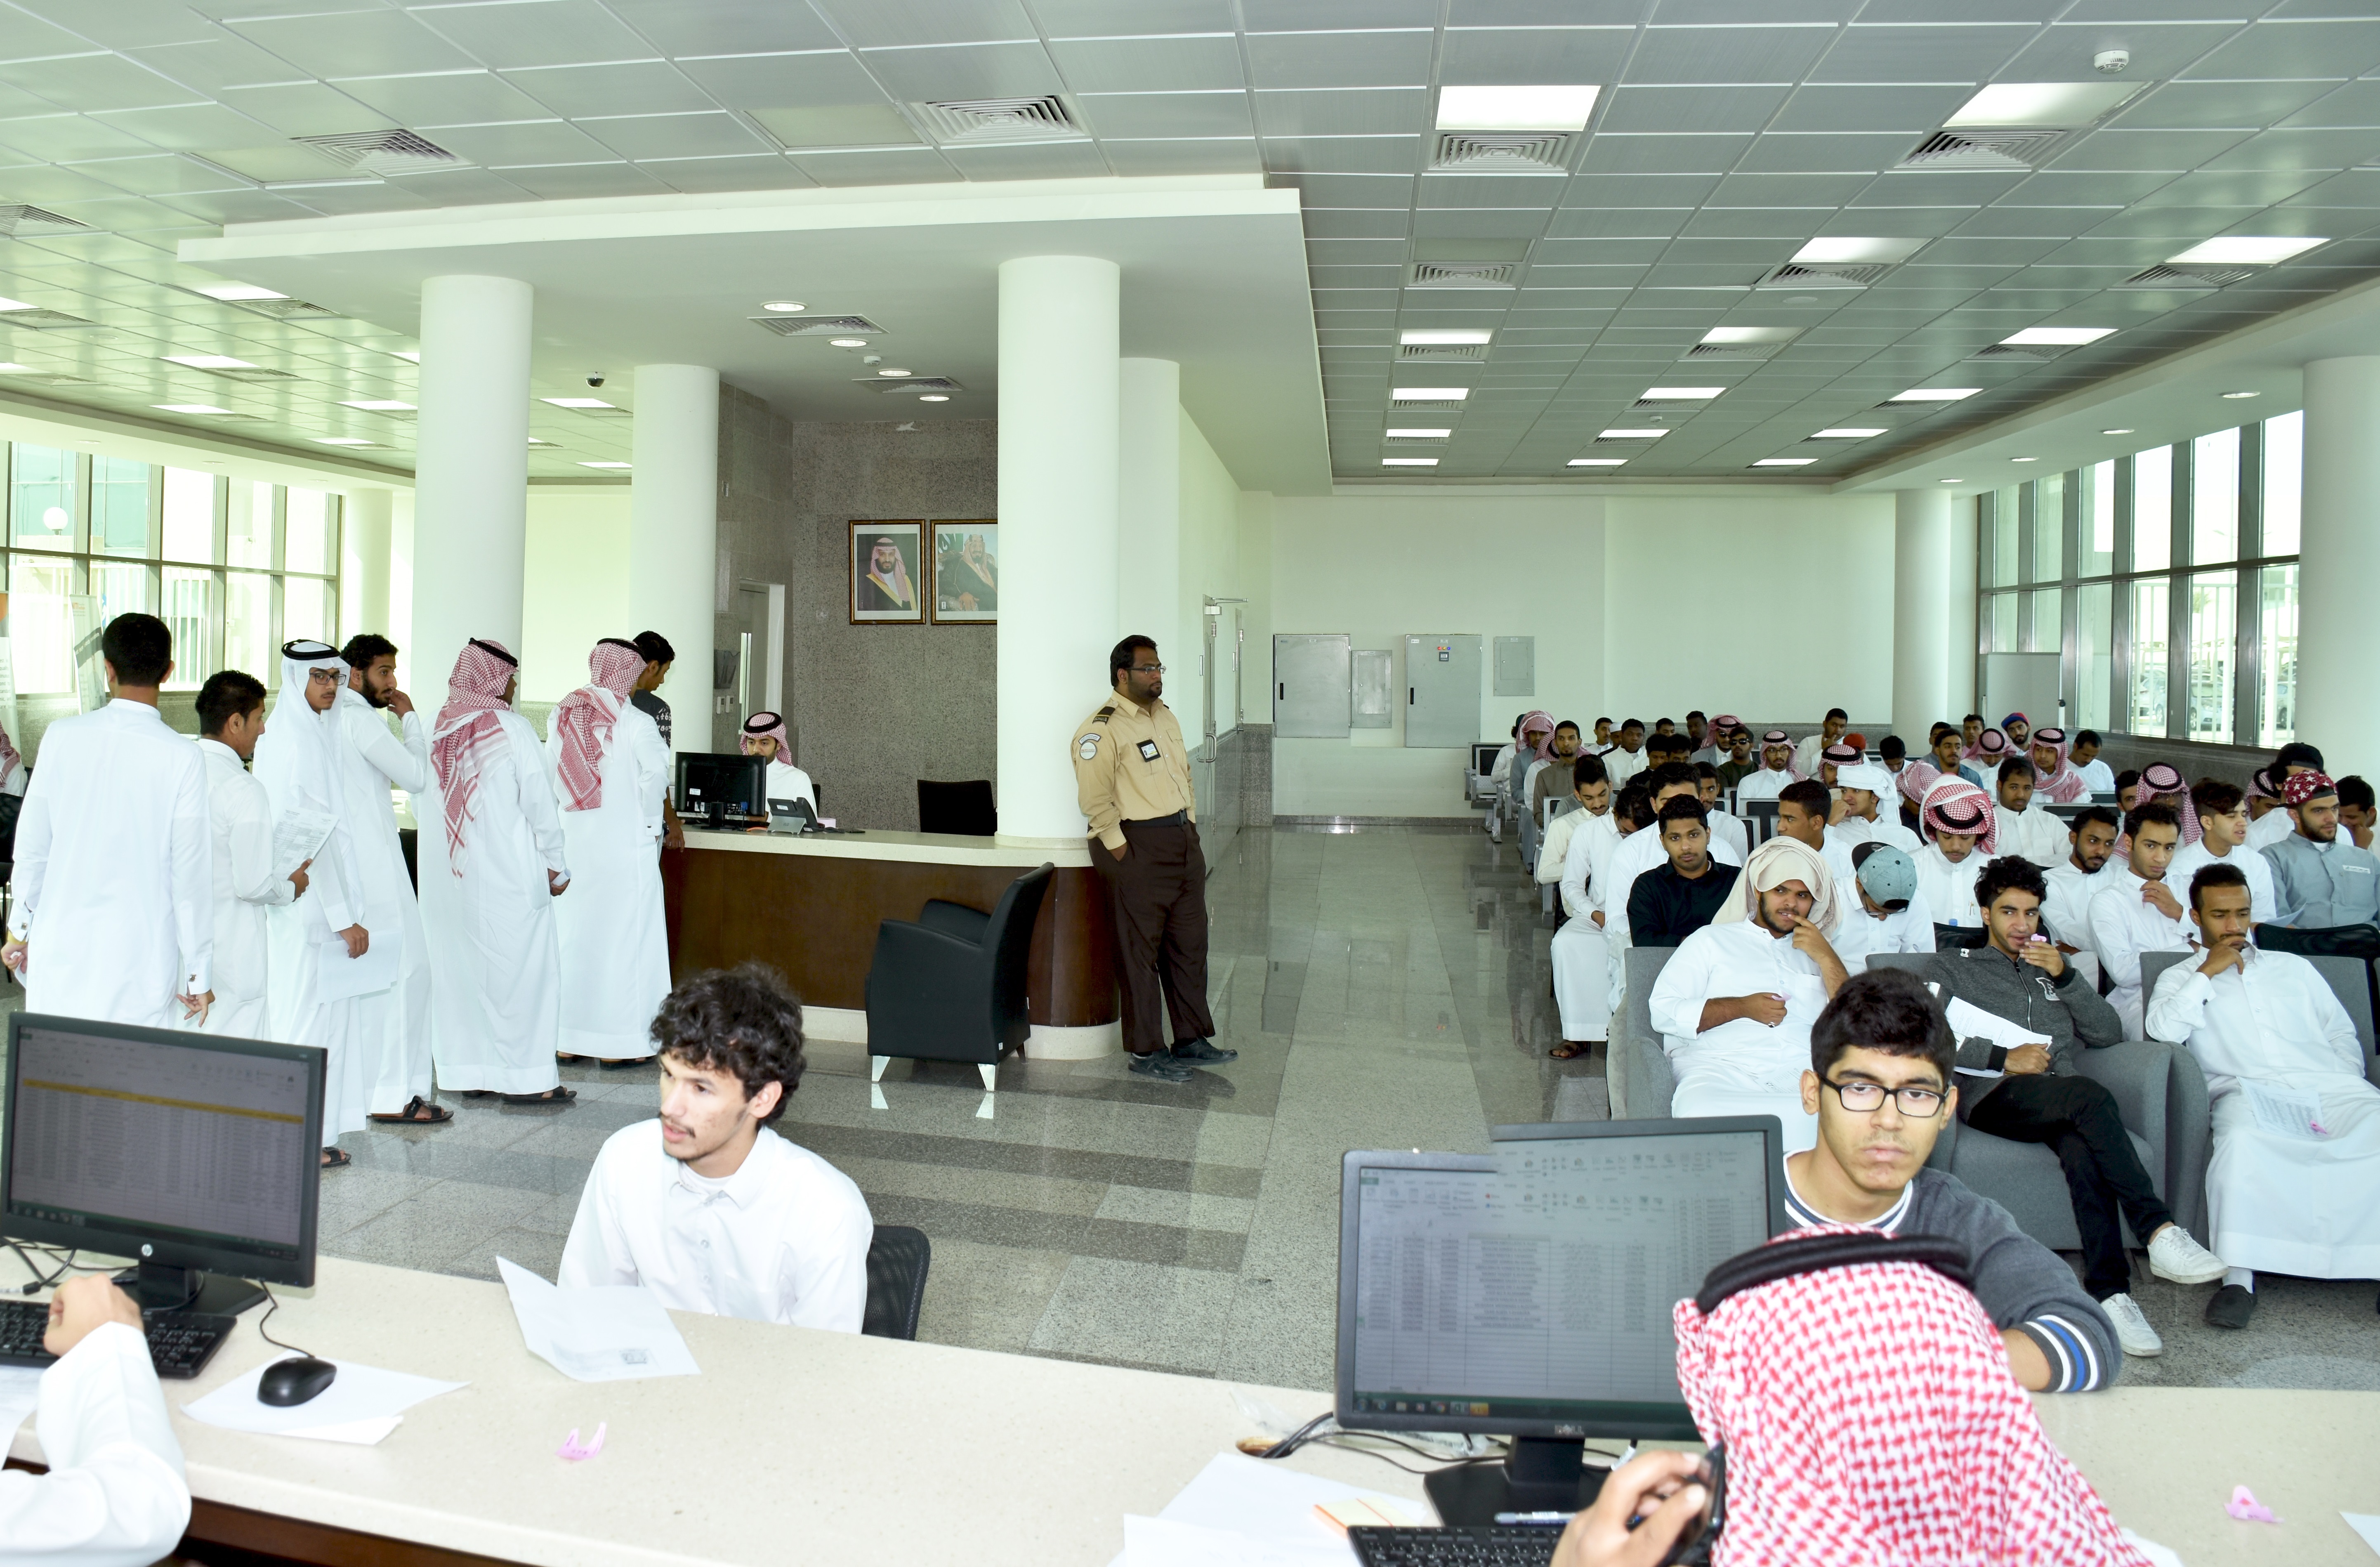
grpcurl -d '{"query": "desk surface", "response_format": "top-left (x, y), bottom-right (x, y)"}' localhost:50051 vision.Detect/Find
top-left (678, 825), bottom-right (1092, 870)
top-left (7, 1255), bottom-right (2375, 1566)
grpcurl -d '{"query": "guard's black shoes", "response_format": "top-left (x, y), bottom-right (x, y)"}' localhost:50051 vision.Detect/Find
top-left (1170, 1037), bottom-right (1238, 1064)
top-left (1128, 1051), bottom-right (1196, 1082)
top-left (2203, 1284), bottom-right (2256, 1329)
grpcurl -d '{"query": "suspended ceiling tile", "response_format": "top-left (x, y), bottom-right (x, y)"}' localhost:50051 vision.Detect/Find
top-left (1244, 30), bottom-right (1435, 90)
top-left (938, 139), bottom-right (1113, 179)
top-left (1626, 25), bottom-right (1836, 85)
top-left (435, 119), bottom-right (617, 166)
top-left (1097, 136), bottom-right (1263, 174)
top-left (577, 111), bottom-right (775, 162)
top-left (2202, 127), bottom-right (2380, 173)
top-left (1440, 25), bottom-right (1635, 83)
top-left (2109, 77), bottom-right (2343, 132)
top-left (1807, 24), bottom-right (2036, 83)
top-left (68, 152), bottom-right (255, 197)
top-left (1854, 169), bottom-right (2030, 206)
top-left (1769, 82), bottom-right (1974, 134)
top-left (1033, 0), bottom-right (1240, 36)
top-left (1047, 35), bottom-right (1248, 94)
top-left (857, 42), bottom-right (1066, 102)
top-left (224, 11), bottom-right (480, 80)
top-left (1598, 83), bottom-right (1789, 137)
top-left (605, 0), bottom-right (845, 57)
top-left (0, 114), bottom-right (170, 162)
top-left (1581, 132), bottom-right (1755, 175)
top-left (413, 1), bottom-right (661, 72)
top-left (783, 145), bottom-right (959, 185)
top-left (497, 61), bottom-right (716, 118)
top-left (1734, 131), bottom-right (1909, 175)
top-left (216, 83), bottom-right (395, 139)
top-left (1674, 206), bottom-right (1831, 237)
top-left (377, 165), bottom-right (540, 204)
top-left (1251, 86), bottom-right (1426, 137)
top-left (1265, 134), bottom-right (1421, 174)
top-left (2182, 19), bottom-right (2380, 81)
top-left (333, 70), bottom-right (556, 127)
top-left (2003, 168), bottom-right (2176, 206)
top-left (809, 0), bottom-right (1039, 50)
top-left (1271, 170), bottom-right (1414, 205)
top-left (1076, 91), bottom-right (1254, 139)
top-left (0, 162), bottom-right (150, 203)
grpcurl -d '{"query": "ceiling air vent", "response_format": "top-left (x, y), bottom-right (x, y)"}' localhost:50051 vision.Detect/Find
top-left (1397, 344), bottom-right (1485, 361)
top-left (200, 365), bottom-right (300, 382)
top-left (1408, 262), bottom-right (1516, 289)
top-left (0, 308), bottom-right (98, 328)
top-left (1429, 132), bottom-right (1571, 173)
top-left (1756, 261), bottom-right (1889, 290)
top-left (7, 372), bottom-right (96, 386)
top-left (1383, 434), bottom-right (1448, 445)
top-left (293, 129), bottom-right (465, 175)
top-left (1970, 343), bottom-right (2064, 361)
top-left (749, 314), bottom-right (886, 338)
top-left (859, 375), bottom-right (962, 393)
top-left (910, 96), bottom-right (1082, 144)
top-left (1685, 342), bottom-right (1777, 360)
top-left (236, 297), bottom-right (341, 320)
top-left (2119, 262), bottom-right (2257, 290)
top-left (0, 205), bottom-right (83, 236)
top-left (1896, 129), bottom-right (2065, 173)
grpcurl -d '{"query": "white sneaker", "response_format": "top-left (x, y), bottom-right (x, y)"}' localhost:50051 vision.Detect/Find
top-left (2147, 1224), bottom-right (2228, 1285)
top-left (2101, 1292), bottom-right (2164, 1357)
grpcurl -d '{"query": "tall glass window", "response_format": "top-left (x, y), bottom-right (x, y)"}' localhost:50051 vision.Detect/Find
top-left (2080, 461), bottom-right (2115, 577)
top-left (2259, 563), bottom-right (2298, 746)
top-left (2263, 410), bottom-right (2302, 556)
top-left (2133, 446), bottom-right (2172, 571)
top-left (1991, 487), bottom-right (2020, 586)
top-left (2185, 570), bottom-right (2236, 743)
top-left (2128, 578), bottom-right (2169, 738)
top-left (2191, 428), bottom-right (2238, 565)
top-left (2029, 587), bottom-right (2062, 654)
top-left (2077, 582), bottom-right (2113, 733)
top-left (2031, 472), bottom-right (2064, 582)
top-left (92, 458), bottom-right (149, 557)
top-left (10, 446), bottom-right (73, 552)
top-left (1991, 592), bottom-right (2019, 652)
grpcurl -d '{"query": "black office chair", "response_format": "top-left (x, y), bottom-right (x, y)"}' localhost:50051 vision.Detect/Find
top-left (861, 1225), bottom-right (931, 1341)
top-left (1934, 922), bottom-right (1989, 950)
top-left (2254, 921), bottom-right (2380, 1024)
top-left (863, 863), bottom-right (1053, 1098)
top-left (917, 779), bottom-right (997, 837)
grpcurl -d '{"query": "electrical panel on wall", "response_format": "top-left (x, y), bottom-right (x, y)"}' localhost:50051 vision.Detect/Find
top-left (1273, 633), bottom-right (1352, 738)
top-left (1492, 636), bottom-right (1535, 698)
top-left (1351, 649), bottom-right (1392, 729)
top-left (1404, 635), bottom-right (1481, 749)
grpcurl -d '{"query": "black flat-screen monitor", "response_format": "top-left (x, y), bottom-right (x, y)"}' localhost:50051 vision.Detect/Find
top-left (2, 1011), bottom-right (324, 1314)
top-left (677, 751), bottom-right (767, 821)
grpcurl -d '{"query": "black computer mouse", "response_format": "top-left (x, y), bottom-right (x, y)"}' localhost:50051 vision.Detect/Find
top-left (257, 1356), bottom-right (337, 1407)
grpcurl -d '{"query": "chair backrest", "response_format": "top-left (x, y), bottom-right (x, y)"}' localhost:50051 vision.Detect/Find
top-left (1866, 951), bottom-right (1936, 980)
top-left (1934, 922), bottom-right (1988, 949)
top-left (984, 863), bottom-right (1054, 1045)
top-left (1545, 795), bottom-right (1573, 825)
top-left (2299, 953), bottom-right (2378, 1066)
top-left (918, 778), bottom-right (998, 838)
top-left (1741, 799), bottom-right (1778, 845)
top-left (2138, 949), bottom-right (2197, 1034)
top-left (1623, 944), bottom-right (1677, 1042)
top-left (1472, 743), bottom-right (1502, 776)
top-left (861, 1225), bottom-right (931, 1340)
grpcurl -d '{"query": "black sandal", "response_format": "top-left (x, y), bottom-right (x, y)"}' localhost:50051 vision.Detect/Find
top-left (368, 1095), bottom-right (454, 1125)
top-left (321, 1147), bottom-right (352, 1168)
top-left (1549, 1040), bottom-right (1595, 1060)
top-left (598, 1056), bottom-right (656, 1071)
top-left (502, 1086), bottom-right (578, 1105)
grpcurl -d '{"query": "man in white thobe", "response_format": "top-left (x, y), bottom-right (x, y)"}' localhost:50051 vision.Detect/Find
top-left (1602, 719), bottom-right (1648, 790)
top-left (422, 638), bottom-right (573, 1102)
top-left (2168, 778), bottom-right (2278, 926)
top-left (1696, 767), bottom-right (1749, 862)
top-left (335, 634), bottom-right (439, 1125)
top-left (1646, 836), bottom-right (1848, 1154)
top-left (1822, 762), bottom-right (1919, 892)
top-left (1733, 731), bottom-right (1798, 804)
top-left (1826, 844), bottom-right (1936, 974)
top-left (0, 1276), bottom-right (190, 1567)
top-left (2, 613), bottom-right (210, 1029)
top-left (1792, 708), bottom-right (1849, 781)
top-left (191, 670), bottom-right (304, 1041)
top-left (1535, 755), bottom-right (1608, 915)
top-left (2148, 866), bottom-right (2380, 1331)
top-left (1551, 778), bottom-right (1630, 1055)
top-left (2043, 806), bottom-right (2121, 956)
top-left (1992, 757), bottom-right (2069, 869)
top-left (549, 638), bottom-right (673, 1063)
top-left (2088, 803), bottom-right (2193, 1038)
top-left (1913, 775), bottom-right (1996, 932)
top-left (739, 710), bottom-right (818, 816)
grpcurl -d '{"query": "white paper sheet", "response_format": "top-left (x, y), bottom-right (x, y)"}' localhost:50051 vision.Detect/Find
top-left (316, 933), bottom-right (399, 1003)
top-left (2342, 1511), bottom-right (2380, 1559)
top-left (2242, 1081), bottom-right (2329, 1141)
top-left (271, 805), bottom-right (337, 883)
top-left (180, 1359), bottom-right (465, 1445)
top-left (1938, 992), bottom-right (2052, 1080)
top-left (1155, 1451), bottom-right (1398, 1548)
top-left (1123, 1515), bottom-right (1352, 1567)
top-left (497, 1257), bottom-right (700, 1382)
top-left (0, 1365), bottom-right (42, 1456)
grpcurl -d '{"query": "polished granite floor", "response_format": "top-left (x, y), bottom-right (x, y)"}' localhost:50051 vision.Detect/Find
top-left (19, 824), bottom-right (2374, 1392)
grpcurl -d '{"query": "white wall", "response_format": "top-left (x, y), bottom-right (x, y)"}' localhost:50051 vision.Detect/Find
top-left (1179, 407), bottom-right (1243, 743)
top-left (1603, 493), bottom-right (1897, 725)
top-left (521, 486), bottom-right (632, 702)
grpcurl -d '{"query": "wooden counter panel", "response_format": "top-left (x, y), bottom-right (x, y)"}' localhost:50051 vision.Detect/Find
top-left (661, 845), bottom-right (1118, 1028)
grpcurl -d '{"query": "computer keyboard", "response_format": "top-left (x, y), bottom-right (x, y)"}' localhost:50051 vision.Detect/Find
top-left (1347, 1525), bottom-right (1562, 1567)
top-left (0, 1297), bottom-right (236, 1379)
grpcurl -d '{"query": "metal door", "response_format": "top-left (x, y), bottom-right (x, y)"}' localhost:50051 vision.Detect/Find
top-left (1273, 633), bottom-right (1351, 738)
top-left (1403, 633), bottom-right (1482, 748)
top-left (1981, 653), bottom-right (2064, 736)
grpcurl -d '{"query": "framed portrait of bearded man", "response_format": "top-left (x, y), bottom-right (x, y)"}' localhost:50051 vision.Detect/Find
top-left (930, 522), bottom-right (998, 624)
top-left (849, 522), bottom-right (924, 624)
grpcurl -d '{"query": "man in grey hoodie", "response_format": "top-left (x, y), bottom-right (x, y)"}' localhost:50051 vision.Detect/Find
top-left (1926, 855), bottom-right (2227, 1360)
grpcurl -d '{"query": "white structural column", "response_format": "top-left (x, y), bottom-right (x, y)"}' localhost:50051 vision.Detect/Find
top-left (997, 255), bottom-right (1121, 842)
top-left (340, 487), bottom-right (394, 644)
top-left (1116, 356), bottom-right (1182, 722)
top-left (412, 275), bottom-right (532, 681)
top-left (625, 363), bottom-right (720, 755)
top-left (2299, 356), bottom-right (2380, 776)
top-left (1892, 487), bottom-right (1953, 743)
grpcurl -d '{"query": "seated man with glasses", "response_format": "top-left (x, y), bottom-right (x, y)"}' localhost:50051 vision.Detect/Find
top-left (1785, 966), bottom-right (2123, 1392)
top-left (1927, 855), bottom-right (2228, 1361)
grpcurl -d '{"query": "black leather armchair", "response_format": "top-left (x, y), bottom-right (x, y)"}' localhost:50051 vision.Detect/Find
top-left (863, 863), bottom-right (1053, 1100)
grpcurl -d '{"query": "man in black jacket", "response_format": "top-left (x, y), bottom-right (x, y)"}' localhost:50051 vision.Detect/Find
top-left (1926, 855), bottom-right (2226, 1359)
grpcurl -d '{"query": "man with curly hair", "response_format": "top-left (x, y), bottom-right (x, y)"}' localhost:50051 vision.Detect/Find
top-left (559, 964), bottom-right (873, 1331)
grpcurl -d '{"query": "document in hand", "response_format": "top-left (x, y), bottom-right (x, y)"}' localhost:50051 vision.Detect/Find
top-left (272, 805), bottom-right (339, 883)
top-left (1933, 988), bottom-right (2054, 1080)
top-left (317, 932), bottom-right (399, 1003)
top-left (497, 1257), bottom-right (700, 1383)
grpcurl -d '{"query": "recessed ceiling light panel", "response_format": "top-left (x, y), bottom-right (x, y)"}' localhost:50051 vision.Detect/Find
top-left (1567, 458), bottom-right (1627, 467)
top-left (1791, 237), bottom-right (1925, 267)
top-left (192, 283), bottom-right (288, 302)
top-left (761, 300), bottom-right (806, 312)
top-left (542, 396), bottom-right (616, 408)
top-left (1753, 458), bottom-right (1816, 467)
top-left (2222, 390), bottom-right (2260, 399)
top-left (1701, 326), bottom-right (1800, 345)
top-left (2001, 326), bottom-right (2116, 346)
top-left (1394, 387), bottom-right (1471, 401)
top-left (1382, 457), bottom-right (1439, 466)
top-left (340, 399), bottom-right (414, 411)
top-left (153, 403), bottom-right (235, 415)
top-left (2170, 236), bottom-right (2326, 267)
top-left (578, 460), bottom-right (632, 470)
top-left (1434, 85), bottom-right (1599, 132)
top-left (165, 354), bottom-right (257, 370)
top-left (1812, 428), bottom-right (1885, 439)
top-left (1598, 428), bottom-right (1667, 439)
top-left (1639, 386), bottom-right (1726, 400)
top-left (1945, 81), bottom-right (2141, 129)
top-left (1400, 330), bottom-right (1493, 345)
top-left (1888, 387), bottom-right (1979, 402)
top-left (2102, 428), bottom-right (2135, 435)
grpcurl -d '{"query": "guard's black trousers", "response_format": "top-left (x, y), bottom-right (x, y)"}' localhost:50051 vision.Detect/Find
top-left (1962, 1072), bottom-right (2175, 1300)
top-left (1091, 819), bottom-right (1217, 1057)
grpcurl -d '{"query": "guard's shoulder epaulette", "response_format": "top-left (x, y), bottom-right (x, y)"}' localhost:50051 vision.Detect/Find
top-left (1093, 705), bottom-right (1115, 722)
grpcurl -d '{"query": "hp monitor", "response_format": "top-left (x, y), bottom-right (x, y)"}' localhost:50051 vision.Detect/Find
top-left (1337, 1117), bottom-right (1786, 1524)
top-left (676, 751), bottom-right (767, 825)
top-left (3, 1011), bottom-right (324, 1314)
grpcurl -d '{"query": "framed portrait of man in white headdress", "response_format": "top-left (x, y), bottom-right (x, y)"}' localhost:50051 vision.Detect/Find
top-left (930, 521), bottom-right (998, 624)
top-left (849, 522), bottom-right (924, 624)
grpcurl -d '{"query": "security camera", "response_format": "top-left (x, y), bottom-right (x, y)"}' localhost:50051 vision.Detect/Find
top-left (2094, 49), bottom-right (2129, 74)
top-left (586, 373), bottom-right (606, 388)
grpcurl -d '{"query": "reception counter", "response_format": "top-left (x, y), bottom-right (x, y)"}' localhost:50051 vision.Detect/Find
top-left (660, 826), bottom-right (1120, 1057)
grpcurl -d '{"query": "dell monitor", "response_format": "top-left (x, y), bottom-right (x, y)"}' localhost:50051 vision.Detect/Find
top-left (676, 751), bottom-right (767, 826)
top-left (3, 1011), bottom-right (324, 1315)
top-left (1337, 1117), bottom-right (1786, 1524)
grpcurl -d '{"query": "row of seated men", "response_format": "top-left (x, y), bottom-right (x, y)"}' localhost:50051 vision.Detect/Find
top-left (1500, 716), bottom-right (2379, 1362)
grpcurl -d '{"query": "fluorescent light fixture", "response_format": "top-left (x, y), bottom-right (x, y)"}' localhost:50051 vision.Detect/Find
top-left (919, 394), bottom-right (949, 402)
top-left (761, 300), bottom-right (805, 312)
top-left (392, 350), bottom-right (420, 363)
top-left (542, 396), bottom-right (615, 408)
top-left (876, 368), bottom-right (913, 377)
top-left (2222, 390), bottom-right (2260, 399)
top-left (1946, 82), bottom-right (2139, 130)
top-left (1701, 326), bottom-right (1799, 344)
top-left (829, 337), bottom-right (868, 347)
top-left (1400, 329), bottom-right (1493, 345)
top-left (2102, 428), bottom-right (2135, 435)
top-left (1599, 427), bottom-right (1667, 439)
top-left (153, 403), bottom-right (234, 415)
top-left (1568, 458), bottom-right (1628, 467)
top-left (191, 283), bottom-right (287, 302)
top-left (2012, 456), bottom-right (2038, 463)
top-left (1382, 457), bottom-right (1439, 466)
top-left (1790, 237), bottom-right (1924, 266)
top-left (0, 296), bottom-right (35, 312)
top-left (1812, 427), bottom-right (1885, 439)
top-left (1639, 386), bottom-right (1726, 400)
top-left (1394, 387), bottom-right (1470, 400)
top-left (1386, 428), bottom-right (1452, 439)
top-left (164, 354), bottom-right (257, 370)
top-left (1889, 387), bottom-right (1979, 402)
top-left (2170, 235), bottom-right (2326, 267)
top-left (1434, 84), bottom-right (1599, 132)
top-left (528, 437), bottom-right (559, 446)
top-left (340, 399), bottom-right (414, 411)
top-left (578, 460), bottom-right (632, 469)
top-left (2001, 326), bottom-right (2116, 346)
top-left (311, 437), bottom-right (378, 446)
top-left (0, 363), bottom-right (29, 372)
top-left (1753, 458), bottom-right (1815, 467)
top-left (1940, 477), bottom-right (1962, 484)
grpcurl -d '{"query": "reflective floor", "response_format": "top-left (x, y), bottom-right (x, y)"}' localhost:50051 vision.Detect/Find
top-left (289, 824), bottom-right (2374, 1392)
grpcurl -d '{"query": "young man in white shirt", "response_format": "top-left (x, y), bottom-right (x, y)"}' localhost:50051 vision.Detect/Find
top-left (2340, 775), bottom-right (2377, 852)
top-left (1913, 776), bottom-right (1995, 930)
top-left (1603, 765), bottom-right (1746, 1008)
top-left (1992, 756), bottom-right (2069, 869)
top-left (1793, 708), bottom-right (1849, 781)
top-left (2087, 803), bottom-right (2193, 1038)
top-left (1534, 754), bottom-right (1609, 919)
top-left (1602, 717), bottom-right (1649, 789)
top-left (1545, 757), bottom-right (1615, 1060)
top-left (191, 670), bottom-right (306, 1043)
top-left (1826, 842), bottom-right (1935, 973)
top-left (561, 965), bottom-right (875, 1331)
top-left (1824, 761), bottom-right (1919, 878)
top-left (1694, 762), bottom-right (1748, 862)
top-left (1733, 730), bottom-right (1799, 805)
top-left (2043, 805), bottom-right (2121, 959)
top-left (2071, 730), bottom-right (2115, 796)
top-left (2167, 778), bottom-right (2277, 925)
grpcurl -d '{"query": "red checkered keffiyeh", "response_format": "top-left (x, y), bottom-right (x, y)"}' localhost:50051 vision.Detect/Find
top-left (429, 638), bottom-right (517, 873)
top-left (1671, 1226), bottom-right (2155, 1567)
top-left (2028, 726), bottom-right (2089, 804)
top-left (2135, 761), bottom-right (2200, 845)
top-left (554, 639), bottom-right (646, 813)
top-left (1920, 775), bottom-right (1998, 857)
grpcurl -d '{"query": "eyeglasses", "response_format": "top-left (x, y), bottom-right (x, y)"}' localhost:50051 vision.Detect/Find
top-left (1130, 663), bottom-right (1165, 675)
top-left (1821, 1076), bottom-right (1946, 1119)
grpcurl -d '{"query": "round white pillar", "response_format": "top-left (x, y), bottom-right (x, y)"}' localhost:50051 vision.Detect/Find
top-left (1117, 356), bottom-right (1182, 730)
top-left (2298, 356), bottom-right (2380, 775)
top-left (997, 255), bottom-right (1121, 842)
top-left (1893, 488), bottom-right (1953, 745)
top-left (340, 486), bottom-right (393, 646)
top-left (626, 364), bottom-right (720, 755)
top-left (412, 275), bottom-right (531, 684)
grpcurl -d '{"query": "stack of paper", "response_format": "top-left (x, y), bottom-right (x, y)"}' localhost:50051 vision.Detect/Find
top-left (181, 1361), bottom-right (465, 1445)
top-left (497, 1258), bottom-right (700, 1382)
top-left (1118, 1451), bottom-right (1427, 1567)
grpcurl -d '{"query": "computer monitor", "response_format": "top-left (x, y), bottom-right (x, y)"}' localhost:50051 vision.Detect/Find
top-left (2, 1011), bottom-right (324, 1315)
top-left (1337, 1117), bottom-right (1787, 1524)
top-left (676, 751), bottom-right (766, 824)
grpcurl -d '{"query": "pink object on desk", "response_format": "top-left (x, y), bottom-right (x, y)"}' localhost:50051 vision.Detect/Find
top-left (2224, 1485), bottom-right (2276, 1523)
top-left (558, 1423), bottom-right (606, 1462)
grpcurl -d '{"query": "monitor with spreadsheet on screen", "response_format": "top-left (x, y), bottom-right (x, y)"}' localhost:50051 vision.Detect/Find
top-left (2, 1011), bottom-right (323, 1314)
top-left (1335, 1118), bottom-right (1787, 1523)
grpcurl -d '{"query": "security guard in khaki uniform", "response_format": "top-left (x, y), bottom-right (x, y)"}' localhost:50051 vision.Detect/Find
top-left (1073, 635), bottom-right (1238, 1083)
